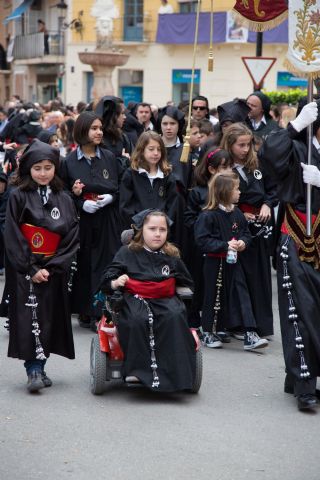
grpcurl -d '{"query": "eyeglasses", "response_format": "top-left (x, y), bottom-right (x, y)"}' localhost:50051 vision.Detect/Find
top-left (192, 106), bottom-right (207, 111)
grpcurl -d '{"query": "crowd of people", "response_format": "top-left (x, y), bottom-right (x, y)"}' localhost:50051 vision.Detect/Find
top-left (0, 90), bottom-right (319, 411)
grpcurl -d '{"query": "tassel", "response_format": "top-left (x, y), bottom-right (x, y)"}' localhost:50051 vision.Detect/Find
top-left (208, 49), bottom-right (214, 72)
top-left (180, 132), bottom-right (190, 163)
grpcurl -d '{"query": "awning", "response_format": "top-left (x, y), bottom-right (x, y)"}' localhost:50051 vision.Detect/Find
top-left (3, 0), bottom-right (34, 25)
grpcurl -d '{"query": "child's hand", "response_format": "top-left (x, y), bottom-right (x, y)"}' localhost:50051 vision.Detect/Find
top-left (228, 239), bottom-right (238, 250)
top-left (236, 240), bottom-right (246, 252)
top-left (3, 142), bottom-right (17, 151)
top-left (72, 179), bottom-right (85, 196)
top-left (121, 148), bottom-right (130, 160)
top-left (244, 212), bottom-right (256, 222)
top-left (32, 269), bottom-right (50, 283)
top-left (111, 274), bottom-right (129, 290)
top-left (257, 204), bottom-right (271, 223)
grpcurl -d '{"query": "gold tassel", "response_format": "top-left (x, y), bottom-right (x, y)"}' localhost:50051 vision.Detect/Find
top-left (208, 49), bottom-right (214, 72)
top-left (180, 132), bottom-right (190, 163)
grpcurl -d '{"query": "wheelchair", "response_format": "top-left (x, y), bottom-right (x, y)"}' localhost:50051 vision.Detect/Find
top-left (90, 288), bottom-right (203, 395)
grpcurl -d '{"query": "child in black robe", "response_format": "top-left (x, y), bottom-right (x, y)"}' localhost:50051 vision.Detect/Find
top-left (194, 173), bottom-right (268, 351)
top-left (4, 139), bottom-right (79, 393)
top-left (119, 131), bottom-right (178, 234)
top-left (221, 122), bottom-right (278, 337)
top-left (61, 111), bottom-right (122, 329)
top-left (100, 209), bottom-right (196, 392)
top-left (184, 147), bottom-right (233, 331)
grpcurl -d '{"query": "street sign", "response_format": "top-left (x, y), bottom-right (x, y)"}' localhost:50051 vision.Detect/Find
top-left (241, 57), bottom-right (277, 89)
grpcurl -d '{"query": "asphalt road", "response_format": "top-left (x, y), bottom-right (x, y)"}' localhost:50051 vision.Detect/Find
top-left (0, 272), bottom-right (319, 480)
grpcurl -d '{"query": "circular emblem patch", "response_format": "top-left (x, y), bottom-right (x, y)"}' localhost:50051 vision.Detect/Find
top-left (253, 169), bottom-right (262, 180)
top-left (51, 207), bottom-right (60, 220)
top-left (103, 169), bottom-right (109, 179)
top-left (162, 265), bottom-right (170, 276)
top-left (31, 232), bottom-right (44, 249)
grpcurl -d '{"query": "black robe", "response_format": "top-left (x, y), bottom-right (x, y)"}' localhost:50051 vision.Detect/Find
top-left (62, 148), bottom-right (122, 317)
top-left (4, 188), bottom-right (79, 360)
top-left (184, 185), bottom-right (208, 327)
top-left (194, 208), bottom-right (254, 333)
top-left (233, 164), bottom-right (278, 336)
top-left (260, 126), bottom-right (320, 394)
top-left (101, 246), bottom-right (196, 392)
top-left (119, 168), bottom-right (178, 231)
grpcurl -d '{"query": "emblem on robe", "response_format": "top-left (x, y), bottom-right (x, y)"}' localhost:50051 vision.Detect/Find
top-left (51, 207), bottom-right (60, 220)
top-left (31, 232), bottom-right (44, 249)
top-left (162, 265), bottom-right (170, 276)
top-left (103, 169), bottom-right (109, 179)
top-left (253, 169), bottom-right (262, 180)
top-left (158, 186), bottom-right (164, 197)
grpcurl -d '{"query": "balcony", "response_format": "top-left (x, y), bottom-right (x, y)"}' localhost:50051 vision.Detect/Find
top-left (13, 31), bottom-right (65, 63)
top-left (156, 12), bottom-right (288, 44)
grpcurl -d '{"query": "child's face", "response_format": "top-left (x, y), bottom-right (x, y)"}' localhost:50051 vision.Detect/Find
top-left (231, 135), bottom-right (251, 163)
top-left (231, 182), bottom-right (241, 204)
top-left (30, 160), bottom-right (55, 186)
top-left (189, 126), bottom-right (201, 148)
top-left (142, 215), bottom-right (168, 251)
top-left (143, 139), bottom-right (161, 168)
top-left (208, 159), bottom-right (232, 176)
top-left (199, 132), bottom-right (208, 146)
top-left (50, 135), bottom-right (59, 148)
top-left (88, 119), bottom-right (103, 145)
top-left (161, 115), bottom-right (179, 142)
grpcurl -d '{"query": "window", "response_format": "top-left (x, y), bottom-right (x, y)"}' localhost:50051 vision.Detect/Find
top-left (123, 0), bottom-right (143, 41)
top-left (179, 1), bottom-right (198, 13)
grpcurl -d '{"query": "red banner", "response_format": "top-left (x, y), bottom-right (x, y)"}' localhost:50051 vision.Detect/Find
top-left (233, 0), bottom-right (288, 32)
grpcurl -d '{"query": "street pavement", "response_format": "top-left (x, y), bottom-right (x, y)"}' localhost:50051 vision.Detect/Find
top-left (0, 272), bottom-right (319, 480)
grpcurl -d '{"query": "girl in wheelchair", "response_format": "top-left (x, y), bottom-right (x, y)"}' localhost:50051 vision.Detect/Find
top-left (100, 209), bottom-right (197, 392)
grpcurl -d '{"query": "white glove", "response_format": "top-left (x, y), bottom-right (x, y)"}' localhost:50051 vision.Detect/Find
top-left (291, 102), bottom-right (318, 132)
top-left (96, 193), bottom-right (113, 208)
top-left (301, 163), bottom-right (320, 187)
top-left (83, 200), bottom-right (100, 213)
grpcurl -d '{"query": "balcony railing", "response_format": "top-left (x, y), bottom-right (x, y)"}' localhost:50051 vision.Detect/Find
top-left (13, 32), bottom-right (65, 60)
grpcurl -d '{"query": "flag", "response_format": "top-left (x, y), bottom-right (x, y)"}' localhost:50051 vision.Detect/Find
top-left (285, 0), bottom-right (320, 78)
top-left (233, 0), bottom-right (288, 32)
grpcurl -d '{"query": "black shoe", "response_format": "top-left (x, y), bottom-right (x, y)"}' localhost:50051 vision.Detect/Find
top-left (27, 371), bottom-right (45, 393)
top-left (78, 315), bottom-right (91, 329)
top-left (297, 394), bottom-right (318, 411)
top-left (41, 371), bottom-right (52, 388)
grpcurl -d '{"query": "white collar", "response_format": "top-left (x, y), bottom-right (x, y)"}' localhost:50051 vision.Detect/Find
top-left (143, 246), bottom-right (164, 254)
top-left (164, 137), bottom-right (181, 148)
top-left (219, 203), bottom-right (234, 212)
top-left (313, 136), bottom-right (320, 151)
top-left (251, 115), bottom-right (266, 129)
top-left (138, 166), bottom-right (164, 179)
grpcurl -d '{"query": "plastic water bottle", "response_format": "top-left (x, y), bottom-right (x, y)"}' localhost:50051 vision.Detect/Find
top-left (226, 238), bottom-right (237, 264)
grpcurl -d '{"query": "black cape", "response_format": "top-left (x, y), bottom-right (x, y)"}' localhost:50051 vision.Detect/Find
top-left (62, 148), bottom-right (122, 317)
top-left (260, 125), bottom-right (320, 393)
top-left (194, 208), bottom-right (254, 332)
top-left (233, 165), bottom-right (278, 336)
top-left (101, 246), bottom-right (196, 392)
top-left (4, 188), bottom-right (79, 360)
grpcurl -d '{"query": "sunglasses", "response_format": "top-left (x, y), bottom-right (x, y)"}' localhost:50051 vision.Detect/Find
top-left (192, 106), bottom-right (207, 111)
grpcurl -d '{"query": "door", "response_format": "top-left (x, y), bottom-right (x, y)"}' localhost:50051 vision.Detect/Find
top-left (123, 0), bottom-right (143, 41)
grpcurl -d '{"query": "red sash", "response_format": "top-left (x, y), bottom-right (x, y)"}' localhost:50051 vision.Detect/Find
top-left (239, 203), bottom-right (260, 215)
top-left (125, 277), bottom-right (176, 298)
top-left (20, 223), bottom-right (61, 257)
top-left (207, 253), bottom-right (226, 258)
top-left (83, 192), bottom-right (98, 201)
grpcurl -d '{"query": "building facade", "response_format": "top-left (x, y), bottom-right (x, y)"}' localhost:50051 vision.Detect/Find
top-left (1, 1), bottom-right (296, 109)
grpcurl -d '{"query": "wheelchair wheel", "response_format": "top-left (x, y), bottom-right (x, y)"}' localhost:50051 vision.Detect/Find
top-left (90, 335), bottom-right (107, 395)
top-left (190, 348), bottom-right (203, 393)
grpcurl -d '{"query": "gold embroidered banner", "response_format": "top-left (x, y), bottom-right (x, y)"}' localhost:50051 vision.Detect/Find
top-left (232, 0), bottom-right (288, 32)
top-left (286, 0), bottom-right (320, 78)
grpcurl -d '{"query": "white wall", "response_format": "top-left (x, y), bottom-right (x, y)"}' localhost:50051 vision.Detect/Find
top-left (64, 41), bottom-right (288, 108)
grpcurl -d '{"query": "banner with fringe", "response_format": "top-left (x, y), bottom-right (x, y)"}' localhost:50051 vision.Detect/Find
top-left (233, 1), bottom-right (288, 32)
top-left (285, 0), bottom-right (320, 79)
